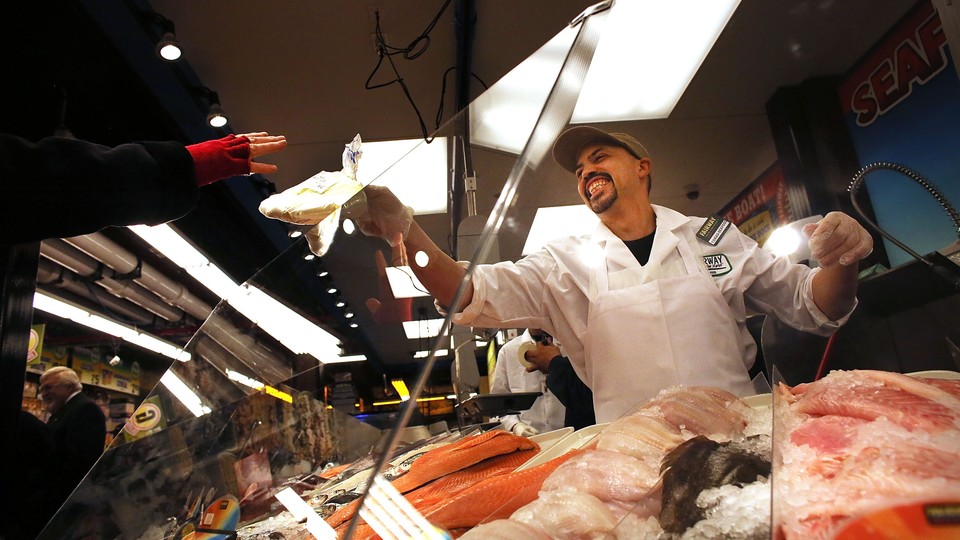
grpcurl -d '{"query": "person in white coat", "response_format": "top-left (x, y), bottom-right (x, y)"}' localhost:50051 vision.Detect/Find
top-left (490, 330), bottom-right (566, 436)
top-left (355, 126), bottom-right (873, 423)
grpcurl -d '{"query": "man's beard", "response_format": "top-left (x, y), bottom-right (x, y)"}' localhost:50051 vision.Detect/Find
top-left (589, 187), bottom-right (618, 214)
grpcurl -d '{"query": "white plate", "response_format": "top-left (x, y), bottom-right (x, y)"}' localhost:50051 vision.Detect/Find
top-left (741, 393), bottom-right (772, 408)
top-left (529, 427), bottom-right (573, 454)
top-left (515, 423), bottom-right (609, 471)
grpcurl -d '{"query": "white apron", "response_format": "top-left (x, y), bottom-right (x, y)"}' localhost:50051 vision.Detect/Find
top-left (584, 227), bottom-right (754, 423)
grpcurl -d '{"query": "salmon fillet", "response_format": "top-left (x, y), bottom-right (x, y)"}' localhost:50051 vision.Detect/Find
top-left (326, 431), bottom-right (536, 530)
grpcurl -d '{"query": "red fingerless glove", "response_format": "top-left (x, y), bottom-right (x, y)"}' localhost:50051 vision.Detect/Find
top-left (186, 134), bottom-right (251, 186)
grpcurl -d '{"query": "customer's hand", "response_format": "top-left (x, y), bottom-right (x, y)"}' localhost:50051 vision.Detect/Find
top-left (239, 132), bottom-right (287, 175)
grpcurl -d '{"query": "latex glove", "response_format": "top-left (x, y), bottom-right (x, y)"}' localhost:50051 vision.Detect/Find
top-left (511, 422), bottom-right (539, 437)
top-left (346, 185), bottom-right (414, 247)
top-left (803, 211), bottom-right (873, 267)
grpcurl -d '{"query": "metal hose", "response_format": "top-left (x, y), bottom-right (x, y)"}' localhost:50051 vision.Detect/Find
top-left (848, 161), bottom-right (960, 263)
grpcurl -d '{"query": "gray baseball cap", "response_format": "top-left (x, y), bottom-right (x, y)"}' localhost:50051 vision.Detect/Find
top-left (552, 126), bottom-right (650, 173)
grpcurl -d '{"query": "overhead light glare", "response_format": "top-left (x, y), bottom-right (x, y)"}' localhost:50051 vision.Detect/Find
top-left (414, 349), bottom-right (448, 359)
top-left (523, 205), bottom-right (600, 255)
top-left (129, 223), bottom-right (344, 362)
top-left (275, 488), bottom-right (336, 539)
top-left (33, 291), bottom-right (191, 361)
top-left (357, 138), bottom-right (447, 215)
top-left (385, 266), bottom-right (430, 298)
top-left (762, 215), bottom-right (822, 264)
top-left (160, 370), bottom-right (210, 417)
top-left (402, 318), bottom-right (446, 340)
top-left (469, 0), bottom-right (741, 152)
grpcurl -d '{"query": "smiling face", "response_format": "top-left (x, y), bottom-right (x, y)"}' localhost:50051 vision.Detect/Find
top-left (39, 372), bottom-right (77, 414)
top-left (574, 143), bottom-right (650, 215)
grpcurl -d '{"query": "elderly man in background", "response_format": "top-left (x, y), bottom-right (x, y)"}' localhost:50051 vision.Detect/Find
top-left (38, 366), bottom-right (106, 514)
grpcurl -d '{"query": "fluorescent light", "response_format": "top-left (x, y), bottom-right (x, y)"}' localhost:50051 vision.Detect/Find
top-left (357, 138), bottom-right (447, 215)
top-left (470, 30), bottom-right (577, 154)
top-left (325, 354), bottom-right (367, 364)
top-left (227, 369), bottom-right (265, 390)
top-left (522, 205), bottom-right (600, 255)
top-left (385, 266), bottom-right (430, 298)
top-left (470, 0), bottom-right (740, 152)
top-left (129, 224), bottom-right (344, 363)
top-left (414, 349), bottom-right (448, 359)
top-left (160, 370), bottom-right (210, 417)
top-left (32, 291), bottom-right (191, 361)
top-left (402, 318), bottom-right (446, 340)
top-left (571, 0), bottom-right (741, 123)
top-left (275, 488), bottom-right (336, 540)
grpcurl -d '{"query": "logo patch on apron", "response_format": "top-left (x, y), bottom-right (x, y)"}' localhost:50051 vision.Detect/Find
top-left (696, 215), bottom-right (731, 246)
top-left (702, 254), bottom-right (732, 276)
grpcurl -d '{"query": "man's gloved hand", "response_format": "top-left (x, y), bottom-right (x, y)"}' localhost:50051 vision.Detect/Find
top-left (511, 422), bottom-right (539, 437)
top-left (347, 185), bottom-right (414, 247)
top-left (803, 211), bottom-right (873, 267)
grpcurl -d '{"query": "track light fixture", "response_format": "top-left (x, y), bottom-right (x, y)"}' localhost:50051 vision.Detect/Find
top-left (153, 15), bottom-right (182, 61)
top-left (196, 87), bottom-right (229, 128)
top-left (205, 91), bottom-right (228, 128)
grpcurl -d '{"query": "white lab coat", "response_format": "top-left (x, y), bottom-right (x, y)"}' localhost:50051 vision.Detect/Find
top-left (489, 331), bottom-right (566, 433)
top-left (454, 205), bottom-right (854, 422)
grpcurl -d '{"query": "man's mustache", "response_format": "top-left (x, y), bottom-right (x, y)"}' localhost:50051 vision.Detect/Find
top-left (584, 171), bottom-right (612, 183)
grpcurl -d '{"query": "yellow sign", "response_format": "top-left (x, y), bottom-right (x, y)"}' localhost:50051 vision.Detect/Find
top-left (26, 324), bottom-right (44, 364)
top-left (25, 347), bottom-right (68, 375)
top-left (124, 395), bottom-right (166, 441)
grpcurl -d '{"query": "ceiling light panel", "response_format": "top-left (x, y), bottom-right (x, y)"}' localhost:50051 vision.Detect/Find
top-left (357, 137), bottom-right (447, 215)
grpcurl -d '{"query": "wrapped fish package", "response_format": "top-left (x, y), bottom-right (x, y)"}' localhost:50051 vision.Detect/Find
top-left (258, 134), bottom-right (365, 256)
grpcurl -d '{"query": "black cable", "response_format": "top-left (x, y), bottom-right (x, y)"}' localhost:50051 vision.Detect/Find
top-left (435, 66), bottom-right (488, 129)
top-left (364, 1), bottom-right (454, 143)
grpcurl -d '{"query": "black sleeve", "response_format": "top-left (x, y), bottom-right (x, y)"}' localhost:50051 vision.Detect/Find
top-left (1, 133), bottom-right (200, 244)
top-left (546, 355), bottom-right (596, 428)
top-left (59, 402), bottom-right (107, 488)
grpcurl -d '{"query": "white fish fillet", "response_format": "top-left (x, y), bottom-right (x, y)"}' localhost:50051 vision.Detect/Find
top-left (541, 449), bottom-right (660, 503)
